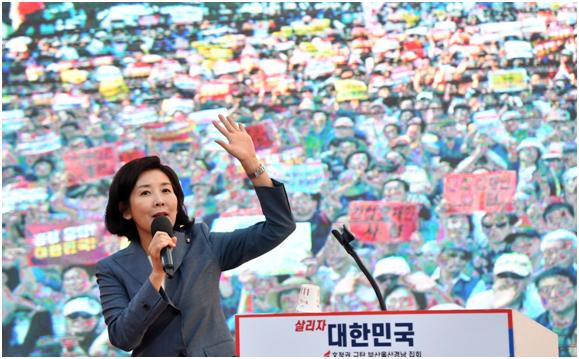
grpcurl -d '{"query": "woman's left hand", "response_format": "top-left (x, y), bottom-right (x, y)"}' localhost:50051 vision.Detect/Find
top-left (213, 114), bottom-right (257, 164)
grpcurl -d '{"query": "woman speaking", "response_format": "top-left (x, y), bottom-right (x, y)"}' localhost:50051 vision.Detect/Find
top-left (96, 115), bottom-right (296, 356)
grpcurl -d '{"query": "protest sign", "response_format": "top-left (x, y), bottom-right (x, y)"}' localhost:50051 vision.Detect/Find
top-left (260, 59), bottom-right (287, 77)
top-left (489, 69), bottom-right (528, 93)
top-left (214, 60), bottom-right (241, 76)
top-left (174, 74), bottom-right (199, 91)
top-left (258, 146), bottom-right (305, 166)
top-left (268, 162), bottom-right (326, 194)
top-left (504, 40), bottom-right (533, 60)
top-left (198, 81), bottom-right (232, 99)
top-left (2, 186), bottom-right (48, 214)
top-left (51, 93), bottom-right (90, 111)
top-left (2, 110), bottom-right (27, 133)
top-left (61, 69), bottom-right (88, 84)
top-left (161, 97), bottom-right (194, 116)
top-left (99, 77), bottom-right (129, 101)
top-left (26, 221), bottom-right (108, 266)
top-left (32, 92), bottom-right (53, 106)
top-left (349, 201), bottom-right (419, 243)
top-left (63, 145), bottom-right (118, 185)
top-left (148, 121), bottom-right (195, 142)
top-left (16, 132), bottom-right (62, 156)
top-left (125, 62), bottom-right (153, 78)
top-left (188, 108), bottom-right (228, 126)
top-left (482, 171), bottom-right (518, 213)
top-left (245, 120), bottom-right (276, 151)
top-left (214, 216), bottom-right (311, 276)
top-left (334, 79), bottom-right (369, 102)
top-left (443, 171), bottom-right (517, 214)
top-left (160, 5), bottom-right (204, 24)
top-left (305, 60), bottom-right (335, 79)
top-left (118, 107), bottom-right (159, 127)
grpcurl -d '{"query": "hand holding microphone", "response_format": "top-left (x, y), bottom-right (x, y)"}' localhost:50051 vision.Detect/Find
top-left (150, 216), bottom-right (176, 279)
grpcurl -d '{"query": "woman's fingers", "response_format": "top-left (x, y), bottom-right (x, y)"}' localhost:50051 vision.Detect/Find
top-left (218, 114), bottom-right (237, 132)
top-left (212, 119), bottom-right (231, 141)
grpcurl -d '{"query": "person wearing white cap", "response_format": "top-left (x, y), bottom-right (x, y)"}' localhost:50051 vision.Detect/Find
top-left (540, 229), bottom-right (577, 270)
top-left (466, 253), bottom-right (544, 318)
top-left (373, 256), bottom-right (411, 294)
top-left (62, 296), bottom-right (103, 356)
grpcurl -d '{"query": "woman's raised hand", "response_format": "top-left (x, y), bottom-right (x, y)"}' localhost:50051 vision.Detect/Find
top-left (212, 114), bottom-right (257, 164)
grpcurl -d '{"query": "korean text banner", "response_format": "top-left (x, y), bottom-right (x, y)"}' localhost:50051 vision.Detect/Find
top-left (236, 310), bottom-right (513, 357)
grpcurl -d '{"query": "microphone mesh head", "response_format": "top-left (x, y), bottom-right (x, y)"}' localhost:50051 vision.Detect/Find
top-left (151, 216), bottom-right (173, 237)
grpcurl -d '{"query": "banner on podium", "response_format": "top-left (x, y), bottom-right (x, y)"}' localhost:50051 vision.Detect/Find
top-left (236, 310), bottom-right (514, 357)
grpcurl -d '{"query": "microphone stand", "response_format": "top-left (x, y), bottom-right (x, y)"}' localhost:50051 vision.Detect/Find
top-left (332, 225), bottom-right (387, 311)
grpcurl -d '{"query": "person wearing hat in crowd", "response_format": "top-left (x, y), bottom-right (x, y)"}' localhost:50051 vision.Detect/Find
top-left (533, 266), bottom-right (577, 357)
top-left (373, 256), bottom-right (411, 295)
top-left (412, 241), bottom-right (441, 276)
top-left (430, 241), bottom-right (486, 306)
top-left (505, 227), bottom-right (543, 270)
top-left (541, 142), bottom-right (567, 179)
top-left (500, 110), bottom-right (528, 144)
top-left (540, 229), bottom-right (577, 270)
top-left (545, 109), bottom-right (574, 143)
top-left (332, 115), bottom-right (368, 145)
top-left (466, 253), bottom-right (544, 318)
top-left (60, 295), bottom-right (104, 356)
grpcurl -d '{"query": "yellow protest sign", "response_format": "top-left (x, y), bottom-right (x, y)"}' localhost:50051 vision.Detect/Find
top-left (61, 69), bottom-right (88, 84)
top-left (489, 69), bottom-right (528, 93)
top-left (334, 79), bottom-right (369, 102)
top-left (99, 77), bottom-right (128, 100)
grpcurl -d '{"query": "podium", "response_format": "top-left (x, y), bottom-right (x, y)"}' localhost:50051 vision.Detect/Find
top-left (235, 309), bottom-right (558, 357)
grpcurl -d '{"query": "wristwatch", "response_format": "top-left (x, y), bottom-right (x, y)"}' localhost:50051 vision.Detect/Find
top-left (247, 163), bottom-right (266, 179)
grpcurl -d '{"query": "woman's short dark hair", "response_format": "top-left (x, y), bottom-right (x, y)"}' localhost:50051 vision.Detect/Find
top-left (105, 156), bottom-right (193, 242)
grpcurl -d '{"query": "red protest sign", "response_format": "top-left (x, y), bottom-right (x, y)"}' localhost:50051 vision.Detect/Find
top-left (348, 201), bottom-right (419, 243)
top-left (443, 171), bottom-right (516, 214)
top-left (26, 221), bottom-right (108, 266)
top-left (483, 171), bottom-right (517, 213)
top-left (63, 145), bottom-right (117, 185)
top-left (245, 120), bottom-right (276, 151)
top-left (442, 173), bottom-right (479, 213)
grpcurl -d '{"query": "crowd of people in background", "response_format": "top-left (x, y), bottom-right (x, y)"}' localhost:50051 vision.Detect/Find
top-left (2, 2), bottom-right (577, 356)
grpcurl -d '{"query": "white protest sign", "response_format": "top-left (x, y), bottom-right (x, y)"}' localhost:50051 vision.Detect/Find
top-left (215, 217), bottom-right (311, 276)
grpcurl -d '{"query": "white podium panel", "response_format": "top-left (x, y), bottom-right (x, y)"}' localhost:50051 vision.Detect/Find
top-left (236, 309), bottom-right (558, 357)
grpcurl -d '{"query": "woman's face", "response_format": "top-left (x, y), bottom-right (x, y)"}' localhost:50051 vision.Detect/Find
top-left (386, 287), bottom-right (418, 311)
top-left (123, 169), bottom-right (178, 242)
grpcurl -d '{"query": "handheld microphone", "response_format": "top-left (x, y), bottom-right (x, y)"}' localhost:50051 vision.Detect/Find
top-left (151, 216), bottom-right (174, 278)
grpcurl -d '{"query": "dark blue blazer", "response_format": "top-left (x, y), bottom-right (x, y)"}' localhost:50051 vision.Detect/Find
top-left (96, 180), bottom-right (295, 356)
